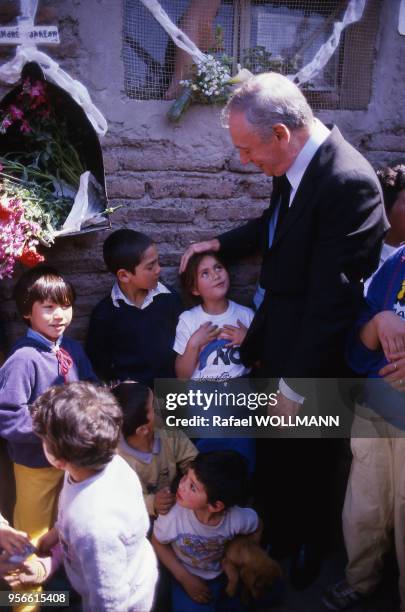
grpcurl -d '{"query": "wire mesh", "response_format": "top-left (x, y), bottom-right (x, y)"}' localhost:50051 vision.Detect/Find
top-left (123, 0), bottom-right (381, 109)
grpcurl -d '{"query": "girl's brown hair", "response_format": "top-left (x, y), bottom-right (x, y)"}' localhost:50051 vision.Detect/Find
top-left (180, 251), bottom-right (227, 307)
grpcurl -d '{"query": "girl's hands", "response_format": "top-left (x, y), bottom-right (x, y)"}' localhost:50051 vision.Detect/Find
top-left (219, 320), bottom-right (248, 347)
top-left (189, 322), bottom-right (220, 351)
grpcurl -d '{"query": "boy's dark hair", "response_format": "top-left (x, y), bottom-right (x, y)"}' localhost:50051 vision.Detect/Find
top-left (31, 382), bottom-right (122, 470)
top-left (112, 381), bottom-right (151, 437)
top-left (180, 251), bottom-right (227, 306)
top-left (191, 450), bottom-right (248, 509)
top-left (103, 229), bottom-right (154, 275)
top-left (377, 164), bottom-right (405, 215)
top-left (13, 266), bottom-right (75, 320)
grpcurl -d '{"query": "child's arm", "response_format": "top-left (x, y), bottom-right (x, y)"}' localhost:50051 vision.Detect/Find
top-left (246, 517), bottom-right (263, 544)
top-left (36, 526), bottom-right (59, 554)
top-left (72, 529), bottom-right (136, 611)
top-left (154, 488), bottom-right (175, 516)
top-left (151, 534), bottom-right (211, 603)
top-left (175, 322), bottom-right (220, 378)
top-left (0, 356), bottom-right (39, 444)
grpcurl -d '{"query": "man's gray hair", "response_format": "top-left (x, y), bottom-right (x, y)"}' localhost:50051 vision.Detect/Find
top-left (222, 72), bottom-right (314, 139)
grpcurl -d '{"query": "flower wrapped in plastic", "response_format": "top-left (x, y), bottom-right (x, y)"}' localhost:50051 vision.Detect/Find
top-left (0, 76), bottom-right (112, 276)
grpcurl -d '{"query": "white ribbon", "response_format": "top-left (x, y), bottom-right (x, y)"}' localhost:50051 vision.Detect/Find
top-left (0, 0), bottom-right (108, 135)
top-left (141, 0), bottom-right (366, 89)
top-left (292, 0), bottom-right (366, 85)
top-left (139, 0), bottom-right (206, 63)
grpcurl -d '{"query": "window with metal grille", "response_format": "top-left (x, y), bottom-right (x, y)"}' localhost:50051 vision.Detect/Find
top-left (123, 0), bottom-right (381, 110)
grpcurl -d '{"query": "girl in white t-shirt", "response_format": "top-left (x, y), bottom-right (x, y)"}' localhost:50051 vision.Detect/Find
top-left (174, 252), bottom-right (255, 472)
top-left (175, 252), bottom-right (254, 381)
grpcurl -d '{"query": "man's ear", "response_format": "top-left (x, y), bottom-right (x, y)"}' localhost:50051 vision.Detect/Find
top-left (272, 123), bottom-right (290, 143)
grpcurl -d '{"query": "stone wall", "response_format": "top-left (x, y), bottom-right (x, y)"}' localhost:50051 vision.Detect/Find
top-left (0, 0), bottom-right (404, 347)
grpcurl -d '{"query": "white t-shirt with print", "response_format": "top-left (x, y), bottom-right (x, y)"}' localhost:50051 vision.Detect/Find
top-left (153, 503), bottom-right (258, 579)
top-left (173, 300), bottom-right (254, 380)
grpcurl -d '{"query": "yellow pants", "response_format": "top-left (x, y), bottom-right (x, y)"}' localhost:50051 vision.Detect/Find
top-left (13, 463), bottom-right (63, 543)
top-left (344, 408), bottom-right (405, 611)
top-left (12, 464), bottom-right (63, 612)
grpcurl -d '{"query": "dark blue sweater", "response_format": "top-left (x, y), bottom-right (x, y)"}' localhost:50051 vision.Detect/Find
top-left (347, 246), bottom-right (405, 428)
top-left (86, 289), bottom-right (182, 388)
top-left (0, 335), bottom-right (97, 467)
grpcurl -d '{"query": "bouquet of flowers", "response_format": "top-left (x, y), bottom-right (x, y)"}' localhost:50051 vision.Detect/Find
top-left (167, 54), bottom-right (232, 122)
top-left (0, 77), bottom-right (108, 278)
top-left (167, 53), bottom-right (252, 123)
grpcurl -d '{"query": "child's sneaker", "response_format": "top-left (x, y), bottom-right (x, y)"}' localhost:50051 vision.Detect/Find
top-left (322, 579), bottom-right (365, 610)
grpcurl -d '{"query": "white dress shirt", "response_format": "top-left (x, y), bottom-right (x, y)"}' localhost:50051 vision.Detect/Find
top-left (254, 119), bottom-right (331, 404)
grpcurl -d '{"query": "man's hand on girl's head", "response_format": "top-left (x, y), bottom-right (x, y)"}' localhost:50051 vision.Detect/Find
top-left (180, 240), bottom-right (220, 273)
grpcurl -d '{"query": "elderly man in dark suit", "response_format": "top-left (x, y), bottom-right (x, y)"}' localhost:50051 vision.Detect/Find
top-left (180, 72), bottom-right (388, 587)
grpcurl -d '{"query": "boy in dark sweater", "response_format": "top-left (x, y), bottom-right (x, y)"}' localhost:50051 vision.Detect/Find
top-left (86, 229), bottom-right (182, 388)
top-left (0, 266), bottom-right (96, 544)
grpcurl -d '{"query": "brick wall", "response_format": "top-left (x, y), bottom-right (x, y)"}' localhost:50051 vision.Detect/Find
top-left (0, 0), bottom-right (404, 348)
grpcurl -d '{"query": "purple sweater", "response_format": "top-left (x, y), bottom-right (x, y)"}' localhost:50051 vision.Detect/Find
top-left (0, 335), bottom-right (97, 468)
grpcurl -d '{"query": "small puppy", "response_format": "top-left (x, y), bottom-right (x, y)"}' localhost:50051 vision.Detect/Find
top-left (223, 535), bottom-right (282, 602)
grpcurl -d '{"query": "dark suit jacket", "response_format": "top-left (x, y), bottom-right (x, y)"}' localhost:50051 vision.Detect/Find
top-left (218, 127), bottom-right (388, 381)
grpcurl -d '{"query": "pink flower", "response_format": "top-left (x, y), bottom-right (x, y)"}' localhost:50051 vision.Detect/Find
top-left (9, 105), bottom-right (24, 120)
top-left (30, 82), bottom-right (45, 98)
top-left (1, 117), bottom-right (12, 131)
top-left (20, 120), bottom-right (31, 134)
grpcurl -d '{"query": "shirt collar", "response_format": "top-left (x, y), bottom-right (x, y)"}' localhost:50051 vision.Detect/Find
top-left (381, 242), bottom-right (399, 263)
top-left (286, 119), bottom-right (330, 195)
top-left (119, 431), bottom-right (161, 463)
top-left (111, 280), bottom-right (171, 309)
top-left (26, 328), bottom-right (63, 351)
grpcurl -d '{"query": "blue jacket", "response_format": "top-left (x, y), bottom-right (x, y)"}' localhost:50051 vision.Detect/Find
top-left (0, 335), bottom-right (97, 467)
top-left (347, 246), bottom-right (405, 427)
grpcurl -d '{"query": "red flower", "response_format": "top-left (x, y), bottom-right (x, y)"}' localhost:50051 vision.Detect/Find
top-left (0, 201), bottom-right (11, 221)
top-left (18, 246), bottom-right (45, 268)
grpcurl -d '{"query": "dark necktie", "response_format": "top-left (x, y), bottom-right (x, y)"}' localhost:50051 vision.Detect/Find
top-left (55, 346), bottom-right (73, 383)
top-left (275, 174), bottom-right (291, 237)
